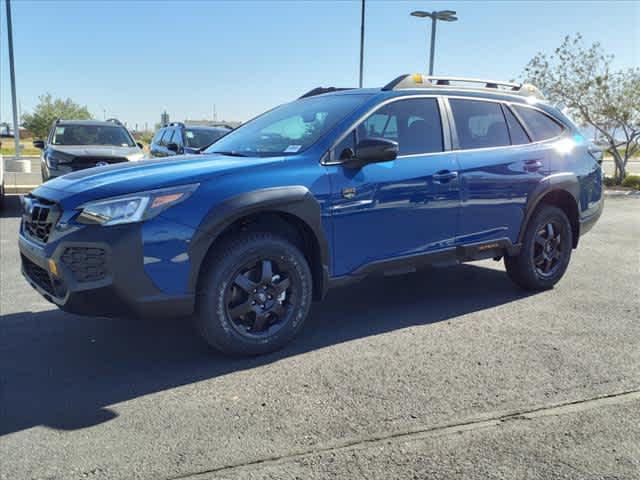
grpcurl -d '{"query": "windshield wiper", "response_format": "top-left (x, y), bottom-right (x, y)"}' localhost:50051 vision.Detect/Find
top-left (211, 151), bottom-right (249, 157)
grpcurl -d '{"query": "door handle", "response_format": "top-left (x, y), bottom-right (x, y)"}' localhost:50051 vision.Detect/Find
top-left (524, 159), bottom-right (543, 172)
top-left (433, 170), bottom-right (458, 183)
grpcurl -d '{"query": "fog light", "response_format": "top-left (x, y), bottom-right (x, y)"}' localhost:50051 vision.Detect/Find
top-left (48, 259), bottom-right (59, 277)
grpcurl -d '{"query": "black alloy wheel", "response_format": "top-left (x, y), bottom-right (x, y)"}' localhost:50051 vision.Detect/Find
top-left (225, 258), bottom-right (292, 338)
top-left (532, 220), bottom-right (564, 278)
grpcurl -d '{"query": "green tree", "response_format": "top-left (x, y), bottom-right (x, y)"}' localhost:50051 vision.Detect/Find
top-left (22, 93), bottom-right (92, 140)
top-left (523, 34), bottom-right (640, 182)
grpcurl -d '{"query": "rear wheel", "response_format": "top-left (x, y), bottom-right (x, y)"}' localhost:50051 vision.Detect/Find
top-left (505, 205), bottom-right (573, 290)
top-left (195, 232), bottom-right (313, 356)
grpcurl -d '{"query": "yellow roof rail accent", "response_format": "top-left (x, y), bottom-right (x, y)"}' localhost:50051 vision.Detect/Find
top-left (383, 74), bottom-right (545, 100)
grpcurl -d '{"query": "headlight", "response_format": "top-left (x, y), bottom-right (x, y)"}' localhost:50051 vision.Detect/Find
top-left (46, 150), bottom-right (73, 168)
top-left (128, 152), bottom-right (146, 161)
top-left (76, 184), bottom-right (198, 226)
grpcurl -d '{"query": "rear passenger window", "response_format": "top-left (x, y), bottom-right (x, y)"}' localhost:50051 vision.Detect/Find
top-left (513, 106), bottom-right (564, 141)
top-left (172, 129), bottom-right (183, 147)
top-left (152, 129), bottom-right (164, 145)
top-left (161, 128), bottom-right (174, 146)
top-left (503, 106), bottom-right (530, 145)
top-left (358, 98), bottom-right (443, 155)
top-left (450, 99), bottom-right (510, 149)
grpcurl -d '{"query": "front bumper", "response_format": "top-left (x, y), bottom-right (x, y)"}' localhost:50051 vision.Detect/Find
top-left (19, 223), bottom-right (194, 318)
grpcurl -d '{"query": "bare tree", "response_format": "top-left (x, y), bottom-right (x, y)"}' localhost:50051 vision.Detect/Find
top-left (523, 34), bottom-right (639, 182)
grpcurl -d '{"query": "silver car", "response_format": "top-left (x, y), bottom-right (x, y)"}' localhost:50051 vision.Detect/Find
top-left (33, 119), bottom-right (145, 182)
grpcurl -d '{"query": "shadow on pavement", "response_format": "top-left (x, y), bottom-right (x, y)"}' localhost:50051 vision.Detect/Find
top-left (0, 262), bottom-right (536, 436)
top-left (1, 194), bottom-right (24, 219)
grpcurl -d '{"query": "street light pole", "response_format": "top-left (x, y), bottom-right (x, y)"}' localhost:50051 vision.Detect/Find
top-left (359, 0), bottom-right (365, 88)
top-left (411, 9), bottom-right (458, 76)
top-left (428, 16), bottom-right (437, 75)
top-left (5, 0), bottom-right (21, 158)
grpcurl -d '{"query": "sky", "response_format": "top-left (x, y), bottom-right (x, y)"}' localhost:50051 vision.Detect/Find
top-left (0, 0), bottom-right (638, 130)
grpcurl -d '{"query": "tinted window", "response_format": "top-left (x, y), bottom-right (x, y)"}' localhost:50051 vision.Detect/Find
top-left (172, 129), bottom-right (183, 147)
top-left (152, 129), bottom-right (164, 145)
top-left (358, 98), bottom-right (443, 155)
top-left (51, 125), bottom-right (135, 147)
top-left (450, 99), bottom-right (510, 149)
top-left (160, 128), bottom-right (173, 146)
top-left (185, 128), bottom-right (229, 149)
top-left (503, 106), bottom-right (530, 145)
top-left (513, 106), bottom-right (564, 141)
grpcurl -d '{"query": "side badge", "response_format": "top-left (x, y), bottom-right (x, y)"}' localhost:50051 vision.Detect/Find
top-left (342, 187), bottom-right (356, 199)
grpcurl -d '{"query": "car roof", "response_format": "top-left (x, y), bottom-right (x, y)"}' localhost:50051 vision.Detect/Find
top-left (183, 125), bottom-right (231, 130)
top-left (57, 120), bottom-right (126, 127)
top-left (314, 87), bottom-right (541, 106)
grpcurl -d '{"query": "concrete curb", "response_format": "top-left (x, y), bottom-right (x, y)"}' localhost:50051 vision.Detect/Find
top-left (604, 189), bottom-right (640, 197)
top-left (5, 185), bottom-right (37, 194)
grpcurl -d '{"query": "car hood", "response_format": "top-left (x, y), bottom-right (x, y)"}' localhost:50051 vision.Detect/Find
top-left (51, 145), bottom-right (142, 157)
top-left (33, 154), bottom-right (283, 204)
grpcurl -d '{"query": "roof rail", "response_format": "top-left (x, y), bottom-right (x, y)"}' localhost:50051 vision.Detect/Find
top-left (105, 118), bottom-right (123, 125)
top-left (299, 87), bottom-right (354, 99)
top-left (382, 74), bottom-right (545, 100)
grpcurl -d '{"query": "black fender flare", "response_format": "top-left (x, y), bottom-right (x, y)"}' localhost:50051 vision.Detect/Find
top-left (187, 186), bottom-right (330, 297)
top-left (517, 173), bottom-right (580, 245)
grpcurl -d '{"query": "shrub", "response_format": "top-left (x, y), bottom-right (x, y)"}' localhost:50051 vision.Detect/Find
top-left (603, 176), bottom-right (617, 187)
top-left (621, 175), bottom-right (640, 190)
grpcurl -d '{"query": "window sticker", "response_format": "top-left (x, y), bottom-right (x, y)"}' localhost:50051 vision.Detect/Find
top-left (284, 145), bottom-right (302, 153)
top-left (55, 127), bottom-right (65, 135)
top-left (186, 131), bottom-right (195, 138)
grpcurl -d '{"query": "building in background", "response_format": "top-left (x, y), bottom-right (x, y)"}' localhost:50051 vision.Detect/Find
top-left (160, 111), bottom-right (170, 126)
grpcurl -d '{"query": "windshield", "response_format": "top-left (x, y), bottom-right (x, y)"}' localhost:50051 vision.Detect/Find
top-left (51, 125), bottom-right (135, 147)
top-left (185, 128), bottom-right (230, 149)
top-left (204, 94), bottom-right (371, 157)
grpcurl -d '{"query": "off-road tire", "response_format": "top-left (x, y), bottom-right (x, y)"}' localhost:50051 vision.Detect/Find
top-left (195, 232), bottom-right (313, 356)
top-left (505, 205), bottom-right (573, 290)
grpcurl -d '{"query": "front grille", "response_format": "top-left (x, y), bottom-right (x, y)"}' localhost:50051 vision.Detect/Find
top-left (22, 196), bottom-right (60, 244)
top-left (61, 247), bottom-right (107, 282)
top-left (73, 156), bottom-right (128, 170)
top-left (22, 255), bottom-right (66, 298)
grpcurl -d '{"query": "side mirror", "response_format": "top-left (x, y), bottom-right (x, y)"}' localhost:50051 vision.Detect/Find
top-left (136, 142), bottom-right (144, 149)
top-left (345, 137), bottom-right (398, 168)
top-left (33, 140), bottom-right (45, 149)
top-left (167, 142), bottom-right (179, 153)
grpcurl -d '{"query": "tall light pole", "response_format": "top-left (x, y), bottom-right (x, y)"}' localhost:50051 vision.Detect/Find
top-left (5, 0), bottom-right (21, 158)
top-left (358, 0), bottom-right (365, 87)
top-left (410, 10), bottom-right (458, 76)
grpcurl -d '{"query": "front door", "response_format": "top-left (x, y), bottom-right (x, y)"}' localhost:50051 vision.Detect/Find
top-left (326, 97), bottom-right (461, 277)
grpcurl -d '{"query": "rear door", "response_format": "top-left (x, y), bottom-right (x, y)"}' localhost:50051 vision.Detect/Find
top-left (447, 98), bottom-right (546, 246)
top-left (326, 97), bottom-right (461, 277)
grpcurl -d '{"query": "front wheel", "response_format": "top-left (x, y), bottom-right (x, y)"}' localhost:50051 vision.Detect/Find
top-left (195, 232), bottom-right (313, 356)
top-left (505, 205), bottom-right (573, 290)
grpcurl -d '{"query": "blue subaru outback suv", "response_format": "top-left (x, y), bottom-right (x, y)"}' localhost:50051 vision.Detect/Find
top-left (19, 75), bottom-right (603, 355)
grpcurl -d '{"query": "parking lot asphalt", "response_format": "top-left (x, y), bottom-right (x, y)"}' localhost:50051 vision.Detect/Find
top-left (1, 195), bottom-right (638, 480)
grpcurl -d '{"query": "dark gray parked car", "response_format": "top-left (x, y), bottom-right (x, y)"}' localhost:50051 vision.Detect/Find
top-left (33, 119), bottom-right (145, 182)
top-left (150, 122), bottom-right (232, 158)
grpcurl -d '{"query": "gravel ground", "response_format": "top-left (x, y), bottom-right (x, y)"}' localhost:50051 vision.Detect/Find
top-left (0, 195), bottom-right (638, 480)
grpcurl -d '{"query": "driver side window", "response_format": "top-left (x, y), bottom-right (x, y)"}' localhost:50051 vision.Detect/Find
top-left (360, 99), bottom-right (443, 156)
top-left (333, 98), bottom-right (444, 161)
